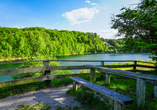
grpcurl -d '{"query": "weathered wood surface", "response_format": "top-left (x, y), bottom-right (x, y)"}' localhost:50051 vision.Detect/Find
top-left (0, 60), bottom-right (135, 65)
top-left (104, 65), bottom-right (134, 68)
top-left (138, 61), bottom-right (156, 64)
top-left (49, 66), bottom-right (89, 70)
top-left (73, 81), bottom-right (78, 91)
top-left (0, 66), bottom-right (90, 76)
top-left (0, 73), bottom-right (90, 88)
top-left (135, 70), bottom-right (154, 73)
top-left (43, 61), bottom-right (51, 87)
top-left (133, 61), bottom-right (137, 72)
top-left (154, 86), bottom-right (157, 99)
top-left (106, 74), bottom-right (110, 85)
top-left (0, 66), bottom-right (46, 76)
top-left (136, 78), bottom-right (146, 108)
top-left (84, 65), bottom-right (157, 82)
top-left (70, 77), bottom-right (134, 105)
top-left (90, 68), bottom-right (96, 82)
top-left (136, 64), bottom-right (156, 68)
top-left (102, 71), bottom-right (157, 86)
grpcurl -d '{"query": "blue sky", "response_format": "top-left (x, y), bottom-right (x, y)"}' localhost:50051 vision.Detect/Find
top-left (0, 0), bottom-right (140, 39)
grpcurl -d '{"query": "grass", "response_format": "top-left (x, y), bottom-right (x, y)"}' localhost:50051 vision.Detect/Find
top-left (15, 102), bottom-right (51, 110)
top-left (53, 104), bottom-right (81, 110)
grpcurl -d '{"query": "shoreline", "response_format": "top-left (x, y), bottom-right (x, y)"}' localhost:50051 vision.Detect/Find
top-left (0, 52), bottom-right (113, 62)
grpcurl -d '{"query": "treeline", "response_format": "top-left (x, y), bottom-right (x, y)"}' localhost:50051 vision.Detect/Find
top-left (0, 27), bottom-right (110, 59)
top-left (101, 38), bottom-right (124, 52)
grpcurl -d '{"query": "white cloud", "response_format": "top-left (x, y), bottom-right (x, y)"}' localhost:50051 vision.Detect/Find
top-left (14, 26), bottom-right (19, 28)
top-left (85, 0), bottom-right (91, 4)
top-left (99, 29), bottom-right (118, 39)
top-left (91, 3), bottom-right (98, 6)
top-left (62, 7), bottom-right (99, 25)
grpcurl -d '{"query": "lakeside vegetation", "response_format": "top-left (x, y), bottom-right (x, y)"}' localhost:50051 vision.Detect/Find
top-left (0, 27), bottom-right (111, 59)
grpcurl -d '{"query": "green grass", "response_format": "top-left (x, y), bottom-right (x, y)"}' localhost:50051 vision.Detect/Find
top-left (53, 104), bottom-right (81, 110)
top-left (15, 102), bottom-right (51, 110)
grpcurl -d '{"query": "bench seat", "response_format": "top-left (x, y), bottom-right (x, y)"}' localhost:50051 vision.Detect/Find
top-left (70, 77), bottom-right (134, 110)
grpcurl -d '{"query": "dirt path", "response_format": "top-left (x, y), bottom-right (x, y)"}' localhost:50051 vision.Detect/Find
top-left (0, 85), bottom-right (81, 110)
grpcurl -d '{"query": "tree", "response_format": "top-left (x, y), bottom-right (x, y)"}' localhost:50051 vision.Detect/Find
top-left (111, 0), bottom-right (157, 60)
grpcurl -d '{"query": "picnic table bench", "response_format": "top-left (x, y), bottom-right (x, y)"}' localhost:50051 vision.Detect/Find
top-left (70, 77), bottom-right (134, 110)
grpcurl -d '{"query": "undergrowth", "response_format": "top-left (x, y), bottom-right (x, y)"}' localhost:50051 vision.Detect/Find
top-left (15, 102), bottom-right (51, 110)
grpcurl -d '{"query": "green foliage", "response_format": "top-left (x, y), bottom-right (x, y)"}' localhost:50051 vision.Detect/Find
top-left (111, 0), bottom-right (157, 58)
top-left (0, 27), bottom-right (110, 59)
top-left (66, 89), bottom-right (113, 110)
top-left (53, 105), bottom-right (80, 110)
top-left (15, 102), bottom-right (51, 110)
top-left (11, 55), bottom-right (72, 79)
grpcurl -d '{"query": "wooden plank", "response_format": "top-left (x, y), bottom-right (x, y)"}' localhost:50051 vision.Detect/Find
top-left (84, 65), bottom-right (157, 82)
top-left (114, 101), bottom-right (123, 110)
top-left (104, 65), bottom-right (134, 68)
top-left (137, 61), bottom-right (156, 64)
top-left (49, 66), bottom-right (89, 70)
top-left (136, 64), bottom-right (156, 68)
top-left (136, 78), bottom-right (146, 108)
top-left (106, 74), bottom-right (110, 85)
top-left (70, 77), bottom-right (134, 105)
top-left (102, 71), bottom-right (157, 86)
top-left (0, 65), bottom-right (90, 76)
top-left (0, 75), bottom-right (52, 88)
top-left (136, 70), bottom-right (153, 73)
top-left (0, 66), bottom-right (46, 76)
top-left (73, 81), bottom-right (78, 91)
top-left (0, 73), bottom-right (90, 88)
top-left (0, 60), bottom-right (135, 65)
top-left (90, 68), bottom-right (95, 82)
top-left (154, 86), bottom-right (157, 99)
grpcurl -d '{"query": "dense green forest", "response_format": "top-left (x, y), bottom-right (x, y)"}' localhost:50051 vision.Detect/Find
top-left (0, 27), bottom-right (111, 59)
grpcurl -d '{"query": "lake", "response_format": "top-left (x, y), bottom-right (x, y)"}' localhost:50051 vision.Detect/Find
top-left (0, 53), bottom-right (152, 82)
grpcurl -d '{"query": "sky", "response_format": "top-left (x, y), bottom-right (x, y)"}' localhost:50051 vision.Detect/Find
top-left (0, 0), bottom-right (140, 39)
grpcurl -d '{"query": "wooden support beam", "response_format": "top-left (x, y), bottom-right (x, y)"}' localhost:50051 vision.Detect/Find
top-left (114, 101), bottom-right (123, 110)
top-left (101, 61), bottom-right (104, 67)
top-left (43, 61), bottom-right (51, 88)
top-left (73, 81), bottom-right (78, 91)
top-left (90, 68), bottom-right (96, 83)
top-left (106, 74), bottom-right (110, 85)
top-left (136, 78), bottom-right (146, 108)
top-left (133, 61), bottom-right (137, 72)
top-left (154, 85), bottom-right (157, 99)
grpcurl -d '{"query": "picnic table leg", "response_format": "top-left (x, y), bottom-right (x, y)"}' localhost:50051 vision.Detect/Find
top-left (114, 101), bottom-right (123, 110)
top-left (106, 74), bottom-right (110, 85)
top-left (154, 85), bottom-right (157, 99)
top-left (90, 68), bottom-right (96, 83)
top-left (137, 78), bottom-right (146, 108)
top-left (73, 81), bottom-right (78, 91)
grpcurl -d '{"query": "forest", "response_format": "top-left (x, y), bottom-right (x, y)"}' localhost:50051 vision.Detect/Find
top-left (0, 27), bottom-right (118, 59)
top-left (0, 27), bottom-right (113, 59)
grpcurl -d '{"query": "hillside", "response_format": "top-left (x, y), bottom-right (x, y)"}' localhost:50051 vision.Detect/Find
top-left (0, 27), bottom-right (110, 59)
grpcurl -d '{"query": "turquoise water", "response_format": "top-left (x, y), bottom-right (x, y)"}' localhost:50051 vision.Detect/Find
top-left (0, 53), bottom-right (152, 82)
